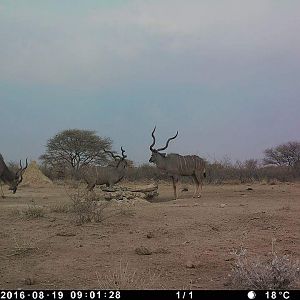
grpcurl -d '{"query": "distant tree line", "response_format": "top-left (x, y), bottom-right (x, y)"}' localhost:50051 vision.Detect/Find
top-left (38, 129), bottom-right (300, 184)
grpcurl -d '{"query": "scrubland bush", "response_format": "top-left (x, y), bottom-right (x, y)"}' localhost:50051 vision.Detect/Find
top-left (39, 155), bottom-right (300, 185)
top-left (230, 243), bottom-right (300, 289)
top-left (66, 187), bottom-right (110, 224)
top-left (41, 160), bottom-right (300, 185)
top-left (65, 186), bottom-right (134, 225)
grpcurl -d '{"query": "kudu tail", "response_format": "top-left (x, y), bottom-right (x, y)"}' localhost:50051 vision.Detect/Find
top-left (203, 168), bottom-right (206, 178)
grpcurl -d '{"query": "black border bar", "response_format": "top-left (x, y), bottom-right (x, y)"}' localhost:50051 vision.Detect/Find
top-left (0, 290), bottom-right (299, 300)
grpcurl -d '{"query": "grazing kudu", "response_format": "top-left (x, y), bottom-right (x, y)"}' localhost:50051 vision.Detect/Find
top-left (149, 127), bottom-right (206, 199)
top-left (84, 147), bottom-right (128, 191)
top-left (0, 154), bottom-right (28, 197)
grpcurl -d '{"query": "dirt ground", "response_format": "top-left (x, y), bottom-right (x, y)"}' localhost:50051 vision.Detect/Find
top-left (0, 181), bottom-right (299, 290)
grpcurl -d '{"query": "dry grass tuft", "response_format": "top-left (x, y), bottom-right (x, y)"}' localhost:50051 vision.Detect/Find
top-left (9, 208), bottom-right (21, 217)
top-left (22, 202), bottom-right (45, 219)
top-left (8, 202), bottom-right (45, 219)
top-left (97, 261), bottom-right (163, 290)
top-left (7, 235), bottom-right (39, 257)
top-left (230, 241), bottom-right (300, 289)
top-left (49, 203), bottom-right (71, 213)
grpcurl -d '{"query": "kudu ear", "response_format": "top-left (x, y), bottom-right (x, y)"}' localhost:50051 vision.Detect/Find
top-left (160, 152), bottom-right (167, 157)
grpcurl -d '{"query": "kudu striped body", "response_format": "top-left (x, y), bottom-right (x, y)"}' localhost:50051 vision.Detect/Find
top-left (149, 127), bottom-right (206, 199)
top-left (84, 147), bottom-right (128, 191)
top-left (0, 154), bottom-right (28, 197)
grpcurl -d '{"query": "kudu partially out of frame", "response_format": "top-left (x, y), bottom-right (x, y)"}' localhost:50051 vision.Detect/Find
top-left (149, 127), bottom-right (206, 200)
top-left (84, 147), bottom-right (128, 191)
top-left (0, 154), bottom-right (28, 197)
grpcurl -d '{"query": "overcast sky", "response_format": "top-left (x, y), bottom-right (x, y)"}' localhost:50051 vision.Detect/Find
top-left (0, 0), bottom-right (299, 165)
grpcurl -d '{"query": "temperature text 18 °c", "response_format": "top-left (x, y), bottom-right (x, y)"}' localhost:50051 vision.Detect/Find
top-left (265, 291), bottom-right (290, 300)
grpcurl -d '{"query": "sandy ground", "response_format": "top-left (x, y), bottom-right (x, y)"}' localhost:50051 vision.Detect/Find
top-left (0, 182), bottom-right (299, 290)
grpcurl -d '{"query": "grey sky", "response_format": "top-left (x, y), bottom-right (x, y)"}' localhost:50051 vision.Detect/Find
top-left (0, 1), bottom-right (299, 165)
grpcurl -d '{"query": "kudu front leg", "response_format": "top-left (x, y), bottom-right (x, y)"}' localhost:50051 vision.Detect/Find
top-left (197, 181), bottom-right (203, 198)
top-left (194, 171), bottom-right (203, 198)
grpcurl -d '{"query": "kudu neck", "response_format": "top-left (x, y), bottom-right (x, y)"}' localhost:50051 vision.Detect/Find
top-left (155, 153), bottom-right (168, 170)
top-left (116, 160), bottom-right (127, 171)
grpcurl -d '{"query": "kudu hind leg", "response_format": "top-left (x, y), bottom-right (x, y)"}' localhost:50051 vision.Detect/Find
top-left (87, 182), bottom-right (96, 192)
top-left (194, 171), bottom-right (203, 198)
top-left (172, 177), bottom-right (178, 200)
top-left (192, 174), bottom-right (200, 198)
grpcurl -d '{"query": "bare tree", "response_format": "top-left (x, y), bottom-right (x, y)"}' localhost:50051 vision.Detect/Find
top-left (149, 127), bottom-right (206, 199)
top-left (83, 147), bottom-right (128, 191)
top-left (264, 141), bottom-right (300, 167)
top-left (40, 129), bottom-right (112, 178)
top-left (0, 154), bottom-right (28, 197)
top-left (236, 159), bottom-right (259, 183)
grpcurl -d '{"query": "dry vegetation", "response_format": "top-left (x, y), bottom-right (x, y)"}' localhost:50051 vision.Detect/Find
top-left (22, 202), bottom-right (45, 219)
top-left (65, 186), bottom-right (119, 225)
top-left (230, 241), bottom-right (300, 289)
top-left (97, 261), bottom-right (163, 290)
top-left (41, 159), bottom-right (300, 186)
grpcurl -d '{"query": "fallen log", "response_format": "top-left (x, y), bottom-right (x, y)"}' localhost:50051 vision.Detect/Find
top-left (127, 183), bottom-right (158, 193)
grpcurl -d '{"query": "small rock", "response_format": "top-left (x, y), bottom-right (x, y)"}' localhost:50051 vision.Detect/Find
top-left (126, 193), bottom-right (135, 200)
top-left (220, 204), bottom-right (226, 208)
top-left (146, 232), bottom-right (155, 239)
top-left (135, 246), bottom-right (152, 255)
top-left (115, 192), bottom-right (122, 198)
top-left (24, 277), bottom-right (35, 285)
top-left (56, 232), bottom-right (76, 237)
top-left (135, 192), bottom-right (147, 199)
top-left (225, 257), bottom-right (235, 261)
top-left (210, 225), bottom-right (219, 231)
top-left (104, 193), bottom-right (113, 200)
top-left (246, 187), bottom-right (253, 191)
top-left (185, 261), bottom-right (196, 268)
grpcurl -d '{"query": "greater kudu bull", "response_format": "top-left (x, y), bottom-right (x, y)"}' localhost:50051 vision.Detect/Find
top-left (149, 127), bottom-right (206, 199)
top-left (0, 154), bottom-right (28, 197)
top-left (84, 147), bottom-right (128, 191)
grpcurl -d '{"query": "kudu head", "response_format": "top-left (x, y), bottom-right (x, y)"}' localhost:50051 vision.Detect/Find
top-left (9, 159), bottom-right (28, 193)
top-left (104, 147), bottom-right (128, 169)
top-left (149, 126), bottom-right (178, 164)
